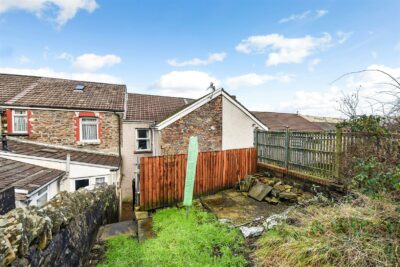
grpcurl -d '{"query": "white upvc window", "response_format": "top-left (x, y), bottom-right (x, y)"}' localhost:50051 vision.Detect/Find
top-left (36, 186), bottom-right (48, 207)
top-left (12, 110), bottom-right (27, 134)
top-left (80, 117), bottom-right (99, 142)
top-left (95, 177), bottom-right (106, 185)
top-left (136, 129), bottom-right (151, 151)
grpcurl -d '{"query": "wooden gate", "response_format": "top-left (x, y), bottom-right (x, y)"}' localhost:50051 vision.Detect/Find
top-left (139, 148), bottom-right (257, 210)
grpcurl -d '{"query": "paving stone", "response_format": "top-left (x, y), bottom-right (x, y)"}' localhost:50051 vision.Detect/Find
top-left (248, 182), bottom-right (273, 201)
top-left (279, 192), bottom-right (298, 201)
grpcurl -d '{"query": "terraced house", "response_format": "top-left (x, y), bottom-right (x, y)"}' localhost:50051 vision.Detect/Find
top-left (122, 88), bottom-right (268, 203)
top-left (0, 73), bottom-right (126, 208)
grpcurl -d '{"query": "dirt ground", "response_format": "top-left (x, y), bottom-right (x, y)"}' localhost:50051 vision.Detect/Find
top-left (200, 189), bottom-right (292, 226)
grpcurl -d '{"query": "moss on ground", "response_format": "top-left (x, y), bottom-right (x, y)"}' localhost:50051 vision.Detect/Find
top-left (99, 207), bottom-right (247, 267)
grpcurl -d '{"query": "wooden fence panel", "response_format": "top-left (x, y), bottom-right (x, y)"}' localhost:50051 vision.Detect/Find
top-left (139, 148), bottom-right (256, 210)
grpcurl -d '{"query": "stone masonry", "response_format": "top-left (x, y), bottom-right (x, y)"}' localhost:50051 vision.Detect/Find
top-left (0, 186), bottom-right (118, 267)
top-left (15, 109), bottom-right (120, 154)
top-left (160, 95), bottom-right (223, 154)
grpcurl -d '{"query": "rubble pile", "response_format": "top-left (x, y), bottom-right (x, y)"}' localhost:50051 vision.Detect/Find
top-left (237, 173), bottom-right (314, 205)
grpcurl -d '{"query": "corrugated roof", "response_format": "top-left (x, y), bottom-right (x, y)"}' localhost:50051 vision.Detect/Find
top-left (126, 93), bottom-right (195, 122)
top-left (252, 111), bottom-right (323, 131)
top-left (0, 73), bottom-right (126, 112)
top-left (0, 157), bottom-right (65, 193)
top-left (5, 140), bottom-right (121, 168)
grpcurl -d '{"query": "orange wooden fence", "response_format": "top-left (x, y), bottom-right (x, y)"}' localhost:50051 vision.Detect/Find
top-left (139, 147), bottom-right (257, 210)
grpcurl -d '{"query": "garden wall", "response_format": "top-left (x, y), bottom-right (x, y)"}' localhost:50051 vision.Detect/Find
top-left (0, 186), bottom-right (118, 267)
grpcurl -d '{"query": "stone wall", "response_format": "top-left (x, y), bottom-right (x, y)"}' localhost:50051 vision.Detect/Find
top-left (160, 95), bottom-right (223, 154)
top-left (0, 186), bottom-right (118, 267)
top-left (15, 109), bottom-right (120, 154)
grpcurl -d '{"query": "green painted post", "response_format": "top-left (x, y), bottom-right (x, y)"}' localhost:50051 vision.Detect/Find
top-left (183, 136), bottom-right (199, 218)
top-left (335, 127), bottom-right (343, 179)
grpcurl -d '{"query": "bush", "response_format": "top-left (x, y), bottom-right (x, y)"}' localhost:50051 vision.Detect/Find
top-left (352, 157), bottom-right (400, 196)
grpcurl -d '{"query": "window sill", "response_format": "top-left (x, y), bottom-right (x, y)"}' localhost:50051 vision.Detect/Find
top-left (78, 140), bottom-right (101, 145)
top-left (8, 133), bottom-right (28, 136)
top-left (134, 150), bottom-right (153, 154)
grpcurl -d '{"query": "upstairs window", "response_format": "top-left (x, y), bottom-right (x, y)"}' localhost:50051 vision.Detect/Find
top-left (12, 110), bottom-right (27, 134)
top-left (80, 117), bottom-right (98, 142)
top-left (136, 129), bottom-right (151, 151)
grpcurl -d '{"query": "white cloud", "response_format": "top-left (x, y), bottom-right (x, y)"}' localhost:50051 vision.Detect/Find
top-left (278, 64), bottom-right (400, 117)
top-left (279, 9), bottom-right (327, 23)
top-left (152, 71), bottom-right (221, 98)
top-left (72, 53), bottom-right (121, 72)
top-left (167, 52), bottom-right (226, 67)
top-left (0, 67), bottom-right (123, 84)
top-left (236, 33), bottom-right (331, 66)
top-left (0, 0), bottom-right (98, 26)
top-left (316, 9), bottom-right (328, 18)
top-left (308, 58), bottom-right (321, 72)
top-left (18, 55), bottom-right (31, 64)
top-left (336, 31), bottom-right (353, 44)
top-left (225, 73), bottom-right (292, 89)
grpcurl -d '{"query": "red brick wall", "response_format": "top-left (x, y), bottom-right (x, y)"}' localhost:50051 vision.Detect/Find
top-left (160, 96), bottom-right (223, 155)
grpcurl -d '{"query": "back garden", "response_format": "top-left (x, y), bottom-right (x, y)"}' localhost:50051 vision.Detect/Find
top-left (98, 115), bottom-right (400, 267)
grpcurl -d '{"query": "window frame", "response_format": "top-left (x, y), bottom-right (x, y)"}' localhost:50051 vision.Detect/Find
top-left (135, 129), bottom-right (151, 152)
top-left (75, 178), bottom-right (90, 191)
top-left (36, 186), bottom-right (48, 207)
top-left (95, 177), bottom-right (106, 185)
top-left (79, 117), bottom-right (99, 143)
top-left (12, 110), bottom-right (28, 134)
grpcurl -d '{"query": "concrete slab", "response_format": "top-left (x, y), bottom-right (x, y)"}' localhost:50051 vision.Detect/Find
top-left (201, 189), bottom-right (291, 226)
top-left (248, 182), bottom-right (273, 201)
top-left (99, 220), bottom-right (137, 241)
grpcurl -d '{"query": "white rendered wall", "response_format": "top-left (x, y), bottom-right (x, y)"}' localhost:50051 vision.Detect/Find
top-left (222, 96), bottom-right (257, 150)
top-left (121, 121), bottom-right (154, 201)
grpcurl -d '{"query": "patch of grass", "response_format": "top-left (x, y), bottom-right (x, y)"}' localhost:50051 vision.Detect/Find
top-left (99, 207), bottom-right (246, 267)
top-left (253, 194), bottom-right (400, 267)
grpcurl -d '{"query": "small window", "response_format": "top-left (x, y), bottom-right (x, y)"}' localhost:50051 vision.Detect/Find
top-left (75, 179), bottom-right (89, 191)
top-left (95, 177), bottom-right (105, 185)
top-left (13, 110), bottom-right (27, 134)
top-left (80, 117), bottom-right (98, 141)
top-left (136, 129), bottom-right (151, 151)
top-left (36, 186), bottom-right (48, 207)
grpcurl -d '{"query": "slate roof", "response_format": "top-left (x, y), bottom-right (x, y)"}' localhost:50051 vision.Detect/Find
top-left (0, 157), bottom-right (65, 193)
top-left (0, 73), bottom-right (126, 112)
top-left (252, 111), bottom-right (323, 132)
top-left (126, 93), bottom-right (194, 122)
top-left (5, 140), bottom-right (121, 168)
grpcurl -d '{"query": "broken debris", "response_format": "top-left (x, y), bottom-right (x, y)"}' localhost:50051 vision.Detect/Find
top-left (248, 182), bottom-right (273, 201)
top-left (239, 226), bottom-right (264, 238)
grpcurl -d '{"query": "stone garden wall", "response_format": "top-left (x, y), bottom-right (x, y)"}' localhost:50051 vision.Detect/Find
top-left (0, 186), bottom-right (118, 267)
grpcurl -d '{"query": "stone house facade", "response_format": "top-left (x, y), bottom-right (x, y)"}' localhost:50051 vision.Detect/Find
top-left (121, 89), bottom-right (268, 202)
top-left (0, 73), bottom-right (125, 211)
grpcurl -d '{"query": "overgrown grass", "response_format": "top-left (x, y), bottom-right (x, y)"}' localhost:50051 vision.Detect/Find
top-left (253, 194), bottom-right (400, 267)
top-left (99, 207), bottom-right (246, 267)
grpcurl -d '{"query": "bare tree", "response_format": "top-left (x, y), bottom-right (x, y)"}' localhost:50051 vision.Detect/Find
top-left (337, 87), bottom-right (360, 118)
top-left (333, 69), bottom-right (400, 118)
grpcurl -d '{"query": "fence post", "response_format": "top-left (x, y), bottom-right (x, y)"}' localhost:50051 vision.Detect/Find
top-left (254, 128), bottom-right (258, 162)
top-left (285, 127), bottom-right (290, 171)
top-left (335, 127), bottom-right (343, 179)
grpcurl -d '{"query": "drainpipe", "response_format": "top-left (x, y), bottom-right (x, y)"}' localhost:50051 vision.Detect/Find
top-left (2, 133), bottom-right (9, 152)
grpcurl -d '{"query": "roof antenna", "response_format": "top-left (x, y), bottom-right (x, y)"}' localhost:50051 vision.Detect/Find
top-left (207, 82), bottom-right (216, 99)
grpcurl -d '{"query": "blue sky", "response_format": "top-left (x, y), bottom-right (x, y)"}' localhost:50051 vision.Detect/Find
top-left (1, 0), bottom-right (400, 116)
